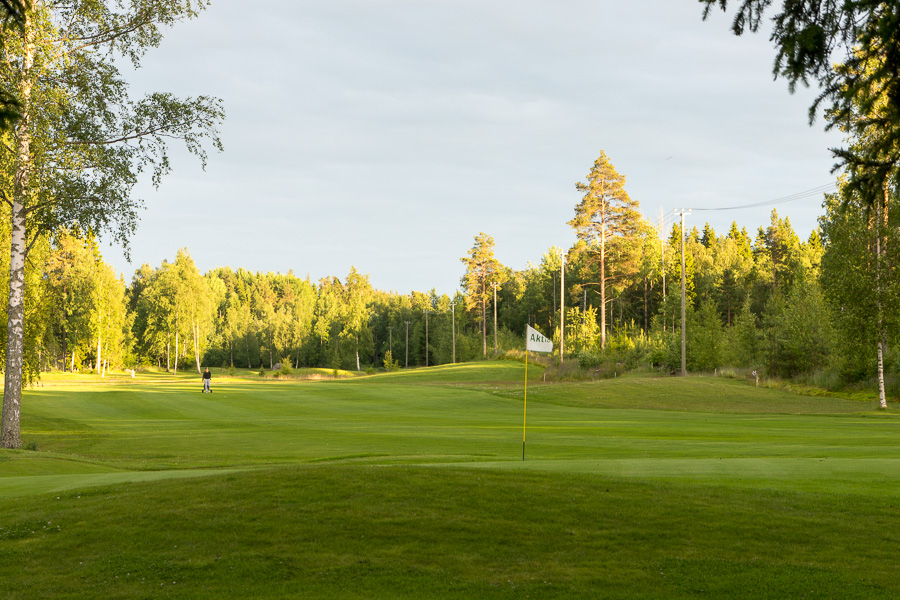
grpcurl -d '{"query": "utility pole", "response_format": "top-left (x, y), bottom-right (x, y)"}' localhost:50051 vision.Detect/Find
top-left (659, 205), bottom-right (666, 307)
top-left (678, 208), bottom-right (691, 377)
top-left (424, 310), bottom-right (429, 367)
top-left (560, 250), bottom-right (565, 366)
top-left (404, 321), bottom-right (410, 368)
top-left (449, 301), bottom-right (456, 363)
top-left (491, 282), bottom-right (499, 355)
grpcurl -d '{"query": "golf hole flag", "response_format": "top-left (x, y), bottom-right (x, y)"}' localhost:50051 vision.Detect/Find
top-left (526, 325), bottom-right (553, 353)
top-left (522, 325), bottom-right (551, 461)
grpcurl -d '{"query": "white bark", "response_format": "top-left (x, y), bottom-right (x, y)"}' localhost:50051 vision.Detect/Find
top-left (70, 333), bottom-right (76, 372)
top-left (193, 321), bottom-right (201, 374)
top-left (2, 199), bottom-right (27, 449)
top-left (1, 16), bottom-right (33, 449)
top-left (876, 189), bottom-right (888, 409)
top-left (95, 309), bottom-right (102, 376)
top-left (878, 339), bottom-right (887, 409)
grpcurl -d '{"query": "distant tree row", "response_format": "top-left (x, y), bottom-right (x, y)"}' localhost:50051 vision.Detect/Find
top-left (3, 146), bottom-right (892, 407)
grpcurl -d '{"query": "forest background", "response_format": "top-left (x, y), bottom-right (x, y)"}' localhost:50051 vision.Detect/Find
top-left (10, 152), bottom-right (898, 402)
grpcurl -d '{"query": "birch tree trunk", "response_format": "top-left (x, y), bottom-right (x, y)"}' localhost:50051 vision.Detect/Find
top-left (95, 307), bottom-right (102, 376)
top-left (2, 194), bottom-right (27, 449)
top-left (70, 332), bottom-right (76, 373)
top-left (193, 321), bottom-right (201, 374)
top-left (1, 16), bottom-right (33, 449)
top-left (876, 186), bottom-right (888, 409)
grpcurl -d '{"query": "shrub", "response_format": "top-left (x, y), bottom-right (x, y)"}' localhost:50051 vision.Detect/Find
top-left (383, 350), bottom-right (400, 372)
top-left (278, 358), bottom-right (293, 376)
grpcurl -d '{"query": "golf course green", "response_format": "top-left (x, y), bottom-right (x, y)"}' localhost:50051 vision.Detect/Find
top-left (1, 361), bottom-right (898, 598)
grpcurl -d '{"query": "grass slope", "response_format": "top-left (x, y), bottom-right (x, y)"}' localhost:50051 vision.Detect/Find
top-left (0, 362), bottom-right (898, 598)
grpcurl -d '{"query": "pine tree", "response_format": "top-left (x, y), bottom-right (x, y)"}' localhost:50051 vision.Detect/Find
top-left (568, 151), bottom-right (641, 349)
top-left (461, 232), bottom-right (502, 358)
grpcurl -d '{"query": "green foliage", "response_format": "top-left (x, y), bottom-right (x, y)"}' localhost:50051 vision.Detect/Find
top-left (687, 299), bottom-right (724, 372)
top-left (278, 358), bottom-right (293, 376)
top-left (382, 350), bottom-right (400, 372)
top-left (331, 348), bottom-right (342, 377)
top-left (701, 1), bottom-right (900, 195)
top-left (761, 283), bottom-right (834, 378)
top-left (726, 298), bottom-right (762, 368)
top-left (569, 151), bottom-right (643, 348)
top-left (460, 232), bottom-right (503, 358)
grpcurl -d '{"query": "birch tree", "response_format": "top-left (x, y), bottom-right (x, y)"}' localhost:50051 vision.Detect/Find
top-left (0, 0), bottom-right (28, 130)
top-left (0, 1), bottom-right (223, 448)
top-left (93, 262), bottom-right (128, 376)
top-left (821, 187), bottom-right (899, 408)
top-left (341, 267), bottom-right (373, 371)
top-left (173, 249), bottom-right (211, 375)
top-left (43, 229), bottom-right (95, 371)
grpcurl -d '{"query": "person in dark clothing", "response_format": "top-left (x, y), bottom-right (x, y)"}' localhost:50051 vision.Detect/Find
top-left (202, 367), bottom-right (212, 393)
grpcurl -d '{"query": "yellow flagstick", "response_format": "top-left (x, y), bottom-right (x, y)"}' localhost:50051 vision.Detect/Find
top-left (523, 349), bottom-right (528, 461)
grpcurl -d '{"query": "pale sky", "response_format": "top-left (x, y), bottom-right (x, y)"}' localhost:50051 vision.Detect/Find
top-left (104, 0), bottom-right (845, 294)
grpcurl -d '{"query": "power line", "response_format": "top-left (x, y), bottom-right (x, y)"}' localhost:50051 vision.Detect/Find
top-left (691, 183), bottom-right (836, 212)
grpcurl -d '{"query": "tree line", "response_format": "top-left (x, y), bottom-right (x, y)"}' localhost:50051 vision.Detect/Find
top-left (5, 158), bottom-right (894, 410)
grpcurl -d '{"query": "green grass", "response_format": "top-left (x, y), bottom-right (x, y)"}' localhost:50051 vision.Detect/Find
top-left (1, 361), bottom-right (899, 598)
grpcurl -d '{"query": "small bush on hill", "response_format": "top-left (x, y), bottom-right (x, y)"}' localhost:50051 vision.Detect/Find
top-left (383, 350), bottom-right (400, 372)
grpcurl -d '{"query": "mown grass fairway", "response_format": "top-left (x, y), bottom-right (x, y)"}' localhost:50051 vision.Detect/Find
top-left (1, 362), bottom-right (899, 598)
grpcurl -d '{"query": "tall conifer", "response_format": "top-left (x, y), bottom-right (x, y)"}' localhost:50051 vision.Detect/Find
top-left (568, 151), bottom-right (641, 349)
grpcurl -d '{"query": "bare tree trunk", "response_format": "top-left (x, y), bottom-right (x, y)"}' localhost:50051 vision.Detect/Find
top-left (174, 330), bottom-right (179, 376)
top-left (70, 332), bottom-right (77, 372)
top-left (95, 275), bottom-right (103, 375)
top-left (876, 186), bottom-right (888, 409)
top-left (643, 274), bottom-right (648, 332)
top-left (600, 229), bottom-right (606, 349)
top-left (193, 321), bottom-right (201, 374)
top-left (1, 17), bottom-right (33, 449)
top-left (61, 324), bottom-right (68, 372)
top-left (2, 199), bottom-right (27, 449)
top-left (481, 294), bottom-right (487, 357)
top-left (96, 311), bottom-right (102, 375)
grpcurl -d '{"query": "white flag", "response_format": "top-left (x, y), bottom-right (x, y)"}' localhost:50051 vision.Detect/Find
top-left (525, 325), bottom-right (553, 353)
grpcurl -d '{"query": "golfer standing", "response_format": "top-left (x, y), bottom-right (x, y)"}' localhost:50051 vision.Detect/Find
top-left (202, 367), bottom-right (212, 393)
